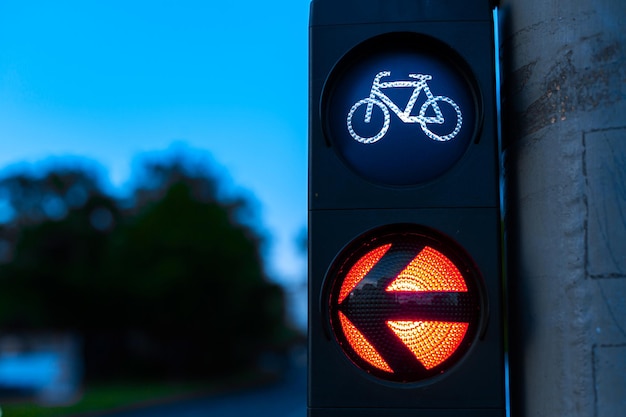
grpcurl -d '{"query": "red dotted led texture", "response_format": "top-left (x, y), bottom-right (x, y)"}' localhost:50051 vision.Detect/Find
top-left (328, 227), bottom-right (482, 383)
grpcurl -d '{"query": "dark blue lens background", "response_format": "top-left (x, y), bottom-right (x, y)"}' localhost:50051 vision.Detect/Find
top-left (325, 44), bottom-right (477, 186)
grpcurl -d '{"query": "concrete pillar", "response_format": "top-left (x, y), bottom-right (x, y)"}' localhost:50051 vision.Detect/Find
top-left (499, 1), bottom-right (626, 416)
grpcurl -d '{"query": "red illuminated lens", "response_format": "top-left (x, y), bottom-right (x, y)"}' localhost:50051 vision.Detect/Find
top-left (386, 246), bottom-right (467, 292)
top-left (339, 312), bottom-right (393, 373)
top-left (385, 246), bottom-right (469, 370)
top-left (339, 244), bottom-right (391, 304)
top-left (387, 321), bottom-right (469, 370)
top-left (329, 226), bottom-right (481, 383)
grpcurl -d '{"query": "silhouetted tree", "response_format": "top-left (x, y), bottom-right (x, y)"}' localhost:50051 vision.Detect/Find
top-left (101, 155), bottom-right (287, 377)
top-left (0, 163), bottom-right (118, 331)
top-left (0, 153), bottom-right (291, 381)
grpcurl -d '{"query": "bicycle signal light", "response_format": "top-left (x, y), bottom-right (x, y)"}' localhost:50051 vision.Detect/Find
top-left (322, 33), bottom-right (479, 186)
top-left (326, 225), bottom-right (483, 383)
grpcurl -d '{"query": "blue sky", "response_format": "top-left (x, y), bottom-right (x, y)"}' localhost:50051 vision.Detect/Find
top-left (0, 0), bottom-right (309, 304)
top-left (0, 1), bottom-right (310, 327)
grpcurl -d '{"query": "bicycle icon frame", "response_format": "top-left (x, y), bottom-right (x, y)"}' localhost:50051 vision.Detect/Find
top-left (347, 71), bottom-right (463, 144)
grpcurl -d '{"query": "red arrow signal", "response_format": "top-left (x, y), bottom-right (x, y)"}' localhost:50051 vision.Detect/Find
top-left (327, 226), bottom-right (484, 383)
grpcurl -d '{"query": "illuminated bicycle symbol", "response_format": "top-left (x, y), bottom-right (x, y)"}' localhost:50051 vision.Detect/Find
top-left (347, 71), bottom-right (463, 144)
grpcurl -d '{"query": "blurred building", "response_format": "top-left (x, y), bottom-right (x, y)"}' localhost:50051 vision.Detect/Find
top-left (0, 332), bottom-right (82, 404)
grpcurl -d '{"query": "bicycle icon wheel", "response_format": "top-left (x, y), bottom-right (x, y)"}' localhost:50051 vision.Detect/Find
top-left (346, 98), bottom-right (390, 144)
top-left (418, 96), bottom-right (463, 142)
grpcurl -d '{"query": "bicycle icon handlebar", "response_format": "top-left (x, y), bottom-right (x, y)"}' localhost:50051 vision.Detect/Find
top-left (346, 71), bottom-right (463, 144)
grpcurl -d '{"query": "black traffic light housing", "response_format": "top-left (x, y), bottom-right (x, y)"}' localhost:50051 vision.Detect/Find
top-left (309, 1), bottom-right (504, 416)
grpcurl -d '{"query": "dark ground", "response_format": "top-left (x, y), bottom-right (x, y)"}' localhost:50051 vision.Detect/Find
top-left (97, 347), bottom-right (306, 417)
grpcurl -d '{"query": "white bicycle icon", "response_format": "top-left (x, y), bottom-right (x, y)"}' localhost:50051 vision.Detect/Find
top-left (347, 71), bottom-right (463, 144)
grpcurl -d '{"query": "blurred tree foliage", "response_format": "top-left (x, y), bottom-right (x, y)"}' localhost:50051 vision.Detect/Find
top-left (0, 155), bottom-right (293, 381)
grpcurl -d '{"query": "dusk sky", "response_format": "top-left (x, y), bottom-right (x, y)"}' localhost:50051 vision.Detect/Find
top-left (0, 0), bottom-right (310, 312)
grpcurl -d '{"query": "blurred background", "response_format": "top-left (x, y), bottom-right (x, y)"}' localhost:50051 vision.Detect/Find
top-left (0, 1), bottom-right (308, 415)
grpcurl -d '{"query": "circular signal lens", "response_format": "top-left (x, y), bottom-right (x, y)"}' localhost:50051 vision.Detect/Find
top-left (326, 224), bottom-right (484, 384)
top-left (322, 32), bottom-right (480, 186)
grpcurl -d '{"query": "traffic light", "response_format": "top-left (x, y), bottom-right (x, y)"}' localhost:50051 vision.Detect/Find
top-left (308, 1), bottom-right (505, 416)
